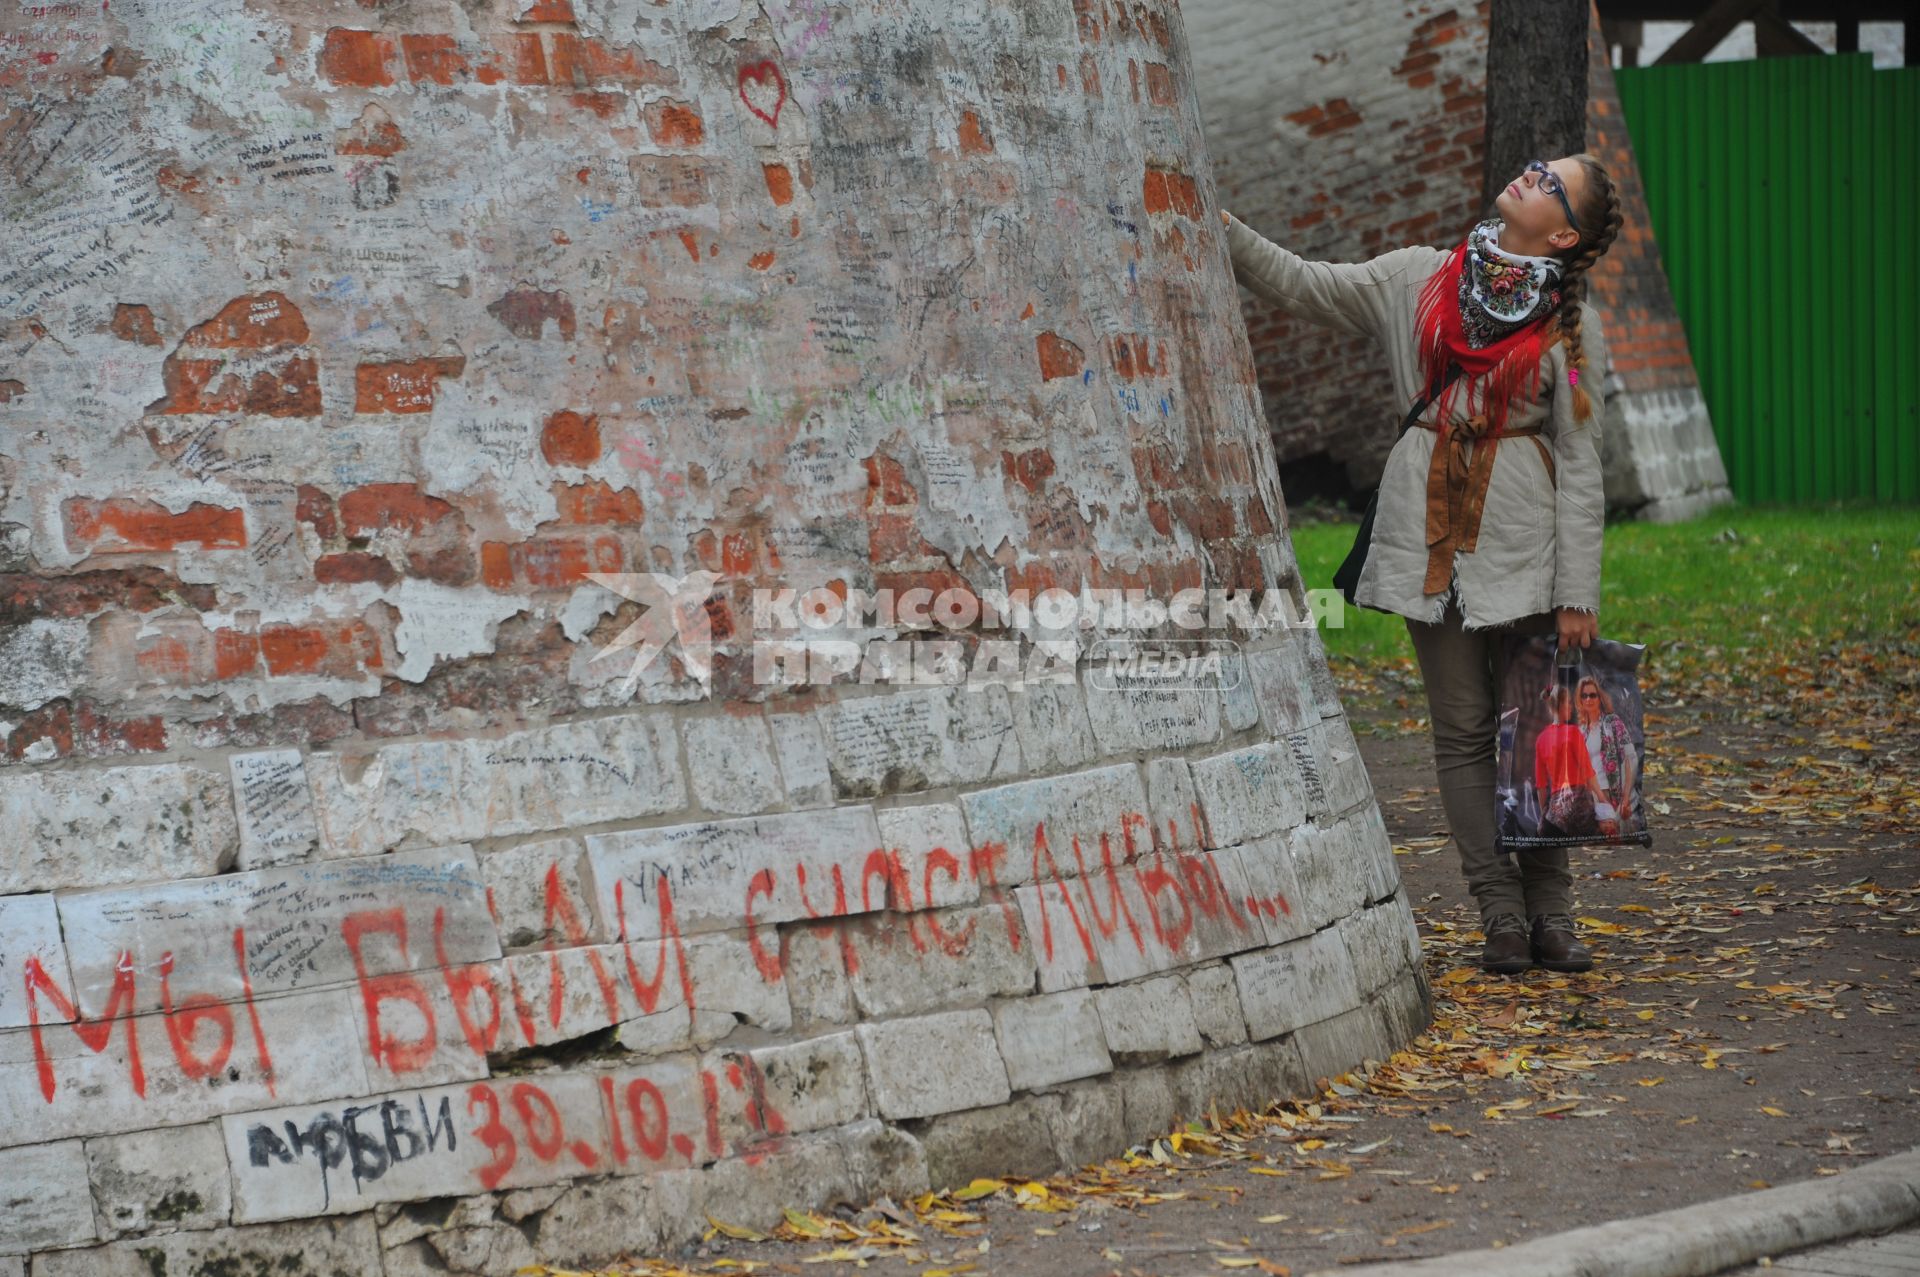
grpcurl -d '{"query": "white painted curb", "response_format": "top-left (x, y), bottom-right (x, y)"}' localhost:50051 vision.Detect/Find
top-left (1303, 1147), bottom-right (1920, 1277)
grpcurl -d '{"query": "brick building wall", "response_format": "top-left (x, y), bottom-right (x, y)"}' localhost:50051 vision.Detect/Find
top-left (1190, 0), bottom-right (1731, 520)
top-left (1584, 6), bottom-right (1734, 519)
top-left (0, 0), bottom-right (1428, 1271)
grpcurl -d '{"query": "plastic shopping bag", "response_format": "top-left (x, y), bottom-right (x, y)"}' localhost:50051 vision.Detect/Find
top-left (1495, 634), bottom-right (1653, 853)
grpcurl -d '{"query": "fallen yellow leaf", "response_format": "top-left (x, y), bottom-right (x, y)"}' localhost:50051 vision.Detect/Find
top-left (706, 1217), bottom-right (767, 1242)
top-left (952, 1179), bottom-right (1004, 1201)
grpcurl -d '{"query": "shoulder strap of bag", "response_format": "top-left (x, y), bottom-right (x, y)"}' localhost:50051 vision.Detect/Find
top-left (1398, 361), bottom-right (1464, 436)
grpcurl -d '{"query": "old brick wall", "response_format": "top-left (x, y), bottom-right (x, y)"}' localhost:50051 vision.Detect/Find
top-left (0, 0), bottom-right (1428, 1272)
top-left (1188, 1), bottom-right (1492, 496)
top-left (1583, 6), bottom-right (1733, 520)
top-left (1190, 0), bottom-right (1731, 520)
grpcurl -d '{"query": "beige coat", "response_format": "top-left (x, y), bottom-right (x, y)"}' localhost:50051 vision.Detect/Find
top-left (1225, 212), bottom-right (1608, 631)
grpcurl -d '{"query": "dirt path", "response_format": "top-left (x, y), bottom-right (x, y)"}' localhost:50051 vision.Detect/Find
top-left (557, 677), bottom-right (1920, 1277)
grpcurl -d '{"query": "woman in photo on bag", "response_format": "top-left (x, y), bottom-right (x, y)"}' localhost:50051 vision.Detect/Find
top-left (1535, 684), bottom-right (1611, 840)
top-left (1221, 153), bottom-right (1622, 976)
top-left (1576, 673), bottom-right (1638, 836)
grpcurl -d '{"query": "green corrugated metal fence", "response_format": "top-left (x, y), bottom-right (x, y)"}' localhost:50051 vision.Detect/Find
top-left (1615, 54), bottom-right (1919, 504)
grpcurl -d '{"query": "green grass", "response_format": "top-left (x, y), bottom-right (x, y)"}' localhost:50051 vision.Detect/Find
top-left (1291, 501), bottom-right (1920, 678)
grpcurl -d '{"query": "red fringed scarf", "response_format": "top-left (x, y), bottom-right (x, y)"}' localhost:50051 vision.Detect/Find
top-left (1413, 237), bottom-right (1563, 437)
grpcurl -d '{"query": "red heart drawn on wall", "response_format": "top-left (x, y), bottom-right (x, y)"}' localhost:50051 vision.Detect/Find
top-left (738, 60), bottom-right (785, 128)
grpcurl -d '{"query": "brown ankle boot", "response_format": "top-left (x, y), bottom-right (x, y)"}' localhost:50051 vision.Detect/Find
top-left (1480, 913), bottom-right (1531, 975)
top-left (1530, 913), bottom-right (1594, 972)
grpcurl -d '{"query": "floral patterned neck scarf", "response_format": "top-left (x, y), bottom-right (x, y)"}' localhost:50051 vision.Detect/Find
top-left (1459, 218), bottom-right (1563, 348)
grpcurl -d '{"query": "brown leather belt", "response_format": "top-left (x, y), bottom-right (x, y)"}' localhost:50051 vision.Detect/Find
top-left (1411, 418), bottom-right (1556, 594)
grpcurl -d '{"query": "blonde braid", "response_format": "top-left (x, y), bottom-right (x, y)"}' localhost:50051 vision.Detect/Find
top-left (1553, 154), bottom-right (1624, 422)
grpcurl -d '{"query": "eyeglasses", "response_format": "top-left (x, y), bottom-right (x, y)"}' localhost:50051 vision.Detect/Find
top-left (1526, 160), bottom-right (1581, 236)
top-left (1579, 691), bottom-right (1600, 699)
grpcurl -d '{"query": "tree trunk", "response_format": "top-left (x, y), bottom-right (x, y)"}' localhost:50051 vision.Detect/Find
top-left (1482, 0), bottom-right (1591, 214)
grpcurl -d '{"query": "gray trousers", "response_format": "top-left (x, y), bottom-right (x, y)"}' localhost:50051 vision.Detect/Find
top-left (1404, 599), bottom-right (1573, 924)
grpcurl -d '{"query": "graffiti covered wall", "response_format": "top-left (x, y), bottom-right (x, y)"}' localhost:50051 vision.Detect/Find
top-left (0, 0), bottom-right (1429, 1271)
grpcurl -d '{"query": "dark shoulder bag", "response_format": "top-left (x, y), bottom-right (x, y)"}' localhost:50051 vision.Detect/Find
top-left (1332, 361), bottom-right (1463, 609)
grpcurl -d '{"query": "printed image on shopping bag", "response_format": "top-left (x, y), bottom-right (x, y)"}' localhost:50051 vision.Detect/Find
top-left (1495, 634), bottom-right (1654, 853)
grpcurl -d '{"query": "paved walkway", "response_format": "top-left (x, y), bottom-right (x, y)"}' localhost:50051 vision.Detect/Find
top-left (1723, 1226), bottom-right (1920, 1275)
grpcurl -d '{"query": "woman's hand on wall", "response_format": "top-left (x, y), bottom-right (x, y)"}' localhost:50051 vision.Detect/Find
top-left (1555, 606), bottom-right (1598, 651)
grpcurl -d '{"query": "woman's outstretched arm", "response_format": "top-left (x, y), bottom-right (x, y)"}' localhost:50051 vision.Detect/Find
top-left (1220, 210), bottom-right (1433, 344)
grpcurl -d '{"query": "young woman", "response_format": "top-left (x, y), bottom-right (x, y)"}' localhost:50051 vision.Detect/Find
top-left (1221, 155), bottom-right (1623, 975)
top-left (1576, 673), bottom-right (1637, 836)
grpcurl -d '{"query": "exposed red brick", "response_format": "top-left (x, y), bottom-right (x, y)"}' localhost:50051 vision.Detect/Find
top-left (178, 292), bottom-right (308, 349)
top-left (502, 32), bottom-right (548, 84)
top-left (400, 33), bottom-right (468, 84)
top-left (297, 485), bottom-right (338, 540)
top-left (487, 287), bottom-right (577, 341)
top-left (148, 355), bottom-right (321, 417)
top-left (110, 304), bottom-right (161, 345)
top-left (339, 483), bottom-right (459, 537)
top-left (1144, 61), bottom-right (1175, 106)
top-left (314, 551), bottom-right (399, 586)
top-left (691, 529), bottom-right (758, 576)
top-left (1164, 171), bottom-right (1202, 218)
top-left (569, 91), bottom-right (625, 118)
top-left (481, 535), bottom-right (621, 590)
top-left (644, 99), bottom-right (704, 147)
top-left (320, 28), bottom-right (395, 87)
top-left (1035, 331), bottom-right (1084, 382)
top-left (1108, 334), bottom-right (1162, 379)
top-left (244, 620), bottom-right (384, 678)
top-left (353, 355), bottom-right (463, 415)
top-left (146, 294), bottom-right (317, 415)
top-left (137, 634), bottom-right (199, 682)
top-left (1246, 494), bottom-right (1275, 537)
top-left (957, 109), bottom-right (993, 155)
top-left (867, 512), bottom-right (938, 564)
top-left (336, 105), bottom-right (405, 156)
top-left (552, 479), bottom-right (644, 524)
top-left (3, 700), bottom-right (169, 763)
top-left (64, 498), bottom-right (247, 554)
top-left (540, 410), bottom-right (602, 466)
top-left (1003, 447), bottom-right (1055, 492)
top-left (519, 0), bottom-right (575, 20)
top-left (1142, 167), bottom-right (1170, 214)
top-left (763, 163), bottom-right (794, 206)
top-left (547, 34), bottom-right (673, 89)
top-left (0, 568), bottom-right (218, 624)
top-left (747, 250), bottom-right (775, 271)
top-left (0, 380), bottom-right (24, 403)
top-left (1171, 490), bottom-right (1235, 541)
top-left (864, 455), bottom-right (916, 508)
